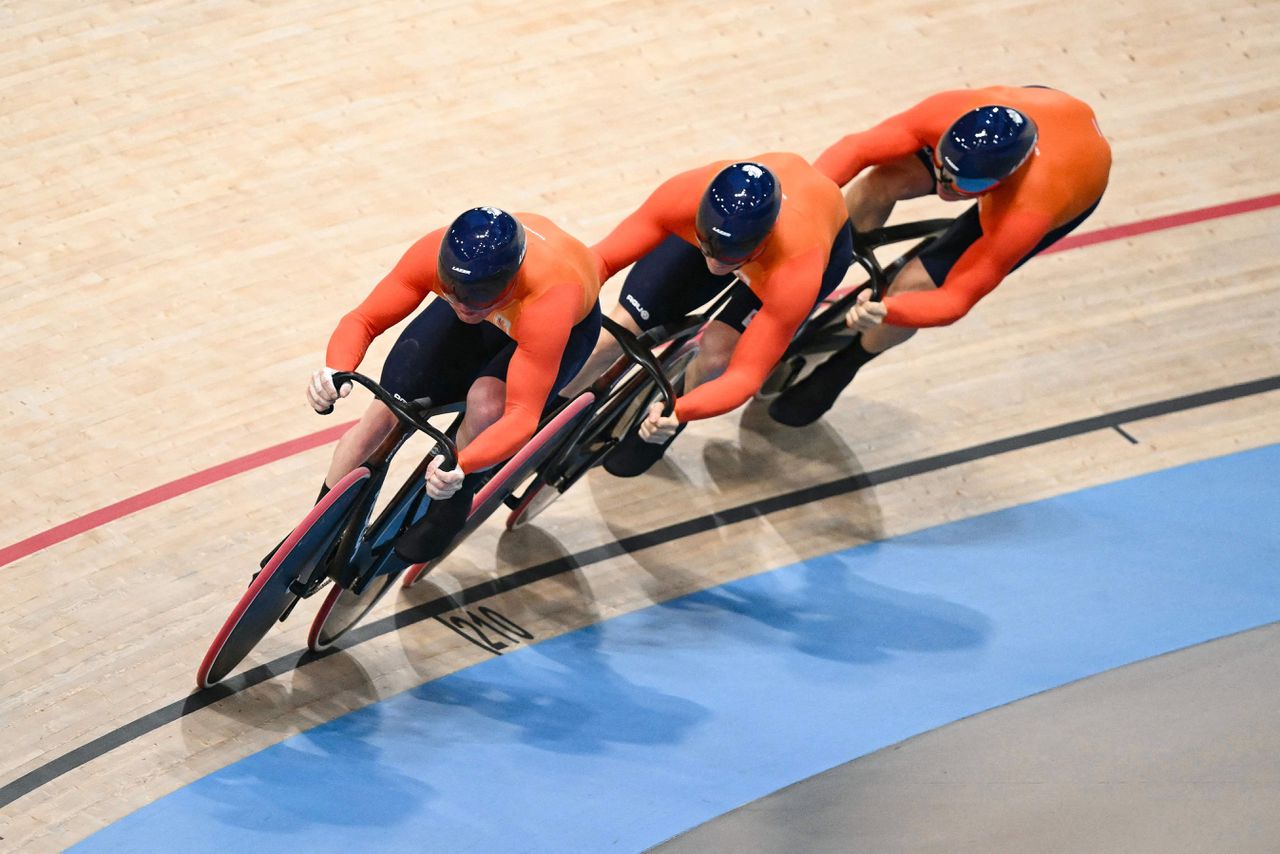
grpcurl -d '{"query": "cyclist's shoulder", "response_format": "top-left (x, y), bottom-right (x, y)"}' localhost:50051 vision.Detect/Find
top-left (392, 226), bottom-right (448, 275)
top-left (516, 212), bottom-right (588, 250)
top-left (755, 150), bottom-right (810, 170)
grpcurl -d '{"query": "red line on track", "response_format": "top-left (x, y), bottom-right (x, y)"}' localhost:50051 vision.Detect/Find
top-left (4, 191), bottom-right (1279, 570)
top-left (0, 421), bottom-right (355, 569)
top-left (1043, 192), bottom-right (1280, 254)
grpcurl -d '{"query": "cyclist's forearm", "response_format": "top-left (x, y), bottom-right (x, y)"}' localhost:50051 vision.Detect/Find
top-left (325, 312), bottom-right (379, 371)
top-left (457, 409), bottom-right (539, 473)
top-left (674, 368), bottom-right (762, 422)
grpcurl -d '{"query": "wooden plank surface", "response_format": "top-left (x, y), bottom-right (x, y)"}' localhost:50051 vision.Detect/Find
top-left (1, 0), bottom-right (1278, 848)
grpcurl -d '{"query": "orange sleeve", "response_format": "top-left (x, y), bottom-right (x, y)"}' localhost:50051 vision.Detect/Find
top-left (592, 169), bottom-right (705, 280)
top-left (884, 209), bottom-right (1052, 327)
top-left (325, 233), bottom-right (440, 371)
top-left (814, 96), bottom-right (950, 186)
top-left (674, 252), bottom-right (823, 422)
top-left (456, 282), bottom-right (581, 472)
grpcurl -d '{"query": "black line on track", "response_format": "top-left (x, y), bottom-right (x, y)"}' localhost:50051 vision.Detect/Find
top-left (3, 373), bottom-right (1278, 811)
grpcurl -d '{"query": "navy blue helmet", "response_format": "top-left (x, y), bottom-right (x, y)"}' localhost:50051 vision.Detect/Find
top-left (934, 106), bottom-right (1038, 194)
top-left (695, 162), bottom-right (782, 266)
top-left (437, 207), bottom-right (527, 311)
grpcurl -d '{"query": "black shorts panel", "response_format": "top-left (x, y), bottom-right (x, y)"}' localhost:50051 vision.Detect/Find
top-left (380, 298), bottom-right (602, 406)
top-left (918, 194), bottom-right (1103, 286)
top-left (619, 222), bottom-right (854, 334)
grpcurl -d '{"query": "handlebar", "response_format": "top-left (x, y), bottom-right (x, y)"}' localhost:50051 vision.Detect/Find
top-left (601, 316), bottom-right (678, 417)
top-left (852, 218), bottom-right (956, 301)
top-left (859, 219), bottom-right (956, 249)
top-left (321, 371), bottom-right (459, 470)
top-left (778, 216), bottom-right (956, 359)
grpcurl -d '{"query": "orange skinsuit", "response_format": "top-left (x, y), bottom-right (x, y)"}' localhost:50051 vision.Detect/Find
top-left (325, 213), bottom-right (601, 473)
top-left (816, 86), bottom-right (1112, 327)
top-left (594, 152), bottom-right (849, 422)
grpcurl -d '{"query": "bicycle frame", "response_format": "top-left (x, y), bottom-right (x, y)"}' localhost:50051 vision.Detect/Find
top-left (312, 374), bottom-right (464, 595)
top-left (502, 216), bottom-right (956, 527)
top-left (511, 285), bottom-right (736, 499)
top-left (786, 218), bottom-right (954, 357)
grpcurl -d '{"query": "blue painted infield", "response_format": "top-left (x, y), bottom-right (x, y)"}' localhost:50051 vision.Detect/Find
top-left (77, 445), bottom-right (1280, 853)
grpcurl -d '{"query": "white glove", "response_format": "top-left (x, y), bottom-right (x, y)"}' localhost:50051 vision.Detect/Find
top-left (307, 368), bottom-right (352, 413)
top-left (425, 454), bottom-right (466, 500)
top-left (638, 400), bottom-right (681, 444)
top-left (844, 289), bottom-right (888, 333)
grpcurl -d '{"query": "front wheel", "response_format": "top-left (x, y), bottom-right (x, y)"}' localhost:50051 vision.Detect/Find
top-left (196, 466), bottom-right (371, 688)
top-left (505, 473), bottom-right (564, 530)
top-left (307, 569), bottom-right (402, 651)
top-left (757, 354), bottom-right (804, 399)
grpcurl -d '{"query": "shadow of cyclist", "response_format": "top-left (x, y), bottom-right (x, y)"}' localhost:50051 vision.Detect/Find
top-left (660, 548), bottom-right (990, 665)
top-left (389, 535), bottom-right (709, 754)
top-left (184, 646), bottom-right (380, 737)
top-left (405, 618), bottom-right (711, 756)
top-left (183, 697), bottom-right (432, 830)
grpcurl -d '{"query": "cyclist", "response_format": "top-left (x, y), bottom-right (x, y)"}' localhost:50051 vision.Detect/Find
top-left (564, 155), bottom-right (854, 475)
top-left (305, 207), bottom-right (603, 562)
top-left (769, 85), bottom-right (1112, 426)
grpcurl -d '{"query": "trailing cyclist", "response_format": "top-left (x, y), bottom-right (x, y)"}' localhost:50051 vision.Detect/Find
top-left (769, 85), bottom-right (1112, 426)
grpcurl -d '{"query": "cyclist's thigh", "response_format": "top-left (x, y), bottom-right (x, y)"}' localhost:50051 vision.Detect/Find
top-left (379, 299), bottom-right (500, 404)
top-left (551, 301), bottom-right (604, 393)
top-left (719, 221), bottom-right (856, 333)
top-left (916, 203), bottom-right (981, 286)
top-left (712, 280), bottom-right (764, 333)
top-left (863, 150), bottom-right (937, 198)
top-left (917, 192), bottom-right (1103, 286)
top-left (477, 301), bottom-right (604, 400)
top-left (618, 235), bottom-right (735, 331)
top-left (1009, 193), bottom-right (1103, 272)
top-left (817, 220), bottom-right (855, 300)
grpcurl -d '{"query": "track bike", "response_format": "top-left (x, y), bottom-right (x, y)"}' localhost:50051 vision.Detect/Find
top-left (398, 312), bottom-right (691, 586)
top-left (495, 217), bottom-right (956, 532)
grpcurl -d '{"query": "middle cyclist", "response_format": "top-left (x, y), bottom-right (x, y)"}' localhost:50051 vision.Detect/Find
top-left (565, 154), bottom-right (854, 476)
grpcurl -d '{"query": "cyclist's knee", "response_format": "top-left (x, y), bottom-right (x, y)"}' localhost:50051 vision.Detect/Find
top-left (607, 303), bottom-right (641, 334)
top-left (885, 257), bottom-right (936, 296)
top-left (346, 400), bottom-right (396, 441)
top-left (584, 305), bottom-right (633, 354)
top-left (464, 376), bottom-right (506, 433)
top-left (694, 323), bottom-right (739, 382)
top-left (848, 158), bottom-right (934, 218)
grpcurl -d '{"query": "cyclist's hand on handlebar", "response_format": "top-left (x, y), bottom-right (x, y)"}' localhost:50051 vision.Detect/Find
top-left (307, 368), bottom-right (352, 413)
top-left (845, 289), bottom-right (887, 333)
top-left (425, 454), bottom-right (465, 500)
top-left (639, 401), bottom-right (681, 444)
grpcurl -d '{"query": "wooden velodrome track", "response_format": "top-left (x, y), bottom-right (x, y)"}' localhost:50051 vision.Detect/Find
top-left (2, 0), bottom-right (1278, 848)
